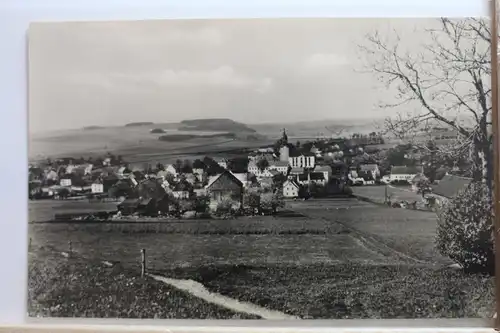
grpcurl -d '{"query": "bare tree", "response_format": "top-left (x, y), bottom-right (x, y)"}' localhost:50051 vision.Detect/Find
top-left (360, 18), bottom-right (492, 190)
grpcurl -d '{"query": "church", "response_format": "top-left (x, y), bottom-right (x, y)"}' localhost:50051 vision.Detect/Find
top-left (278, 129), bottom-right (315, 169)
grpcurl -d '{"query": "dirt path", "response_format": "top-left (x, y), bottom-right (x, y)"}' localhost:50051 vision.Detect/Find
top-left (148, 274), bottom-right (299, 320)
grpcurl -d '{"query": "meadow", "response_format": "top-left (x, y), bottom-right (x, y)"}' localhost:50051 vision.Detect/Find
top-left (27, 198), bottom-right (495, 319)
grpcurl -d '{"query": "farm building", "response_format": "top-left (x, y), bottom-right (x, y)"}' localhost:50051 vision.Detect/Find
top-left (205, 171), bottom-right (243, 211)
top-left (389, 165), bottom-right (423, 183)
top-left (117, 198), bottom-right (157, 216)
top-left (426, 174), bottom-right (472, 207)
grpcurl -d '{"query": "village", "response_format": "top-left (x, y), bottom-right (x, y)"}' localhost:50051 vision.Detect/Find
top-left (28, 127), bottom-right (473, 221)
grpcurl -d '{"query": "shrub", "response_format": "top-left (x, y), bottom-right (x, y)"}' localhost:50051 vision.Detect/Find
top-left (436, 182), bottom-right (494, 274)
top-left (214, 199), bottom-right (235, 217)
top-left (343, 186), bottom-right (353, 196)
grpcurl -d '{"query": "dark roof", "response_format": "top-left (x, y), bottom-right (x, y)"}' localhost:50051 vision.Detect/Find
top-left (289, 150), bottom-right (315, 157)
top-left (206, 171), bottom-right (243, 190)
top-left (391, 165), bottom-right (423, 175)
top-left (173, 182), bottom-right (190, 192)
top-left (361, 173), bottom-right (374, 181)
top-left (310, 173), bottom-right (325, 180)
top-left (285, 179), bottom-right (300, 188)
top-left (431, 174), bottom-right (472, 199)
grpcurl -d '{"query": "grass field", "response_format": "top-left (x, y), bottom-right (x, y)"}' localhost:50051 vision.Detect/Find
top-left (29, 200), bottom-right (119, 222)
top-left (351, 185), bottom-right (424, 205)
top-left (28, 247), bottom-right (258, 319)
top-left (28, 197), bottom-right (495, 319)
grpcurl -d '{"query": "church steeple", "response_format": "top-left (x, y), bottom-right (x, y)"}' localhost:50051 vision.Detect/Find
top-left (281, 128), bottom-right (288, 146)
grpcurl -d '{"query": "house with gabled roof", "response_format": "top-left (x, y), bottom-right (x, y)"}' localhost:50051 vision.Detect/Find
top-left (360, 164), bottom-right (380, 180)
top-left (268, 161), bottom-right (289, 175)
top-left (205, 171), bottom-right (243, 211)
top-left (172, 181), bottom-right (191, 199)
top-left (283, 179), bottom-right (300, 198)
top-left (313, 165), bottom-right (332, 183)
top-left (389, 165), bottom-right (423, 183)
top-left (165, 164), bottom-right (179, 177)
top-left (426, 174), bottom-right (472, 207)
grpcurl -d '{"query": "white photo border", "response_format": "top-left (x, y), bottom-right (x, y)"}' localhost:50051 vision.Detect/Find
top-left (0, 0), bottom-right (493, 331)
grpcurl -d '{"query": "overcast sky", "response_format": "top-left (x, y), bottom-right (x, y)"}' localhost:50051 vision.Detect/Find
top-left (28, 18), bottom-right (441, 133)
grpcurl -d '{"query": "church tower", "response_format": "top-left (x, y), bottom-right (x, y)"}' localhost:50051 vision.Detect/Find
top-left (279, 128), bottom-right (290, 162)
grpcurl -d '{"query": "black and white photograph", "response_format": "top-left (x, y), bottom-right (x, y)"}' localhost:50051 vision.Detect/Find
top-left (27, 17), bottom-right (495, 320)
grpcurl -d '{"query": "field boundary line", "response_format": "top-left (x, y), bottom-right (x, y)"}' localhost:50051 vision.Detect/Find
top-left (148, 273), bottom-right (300, 320)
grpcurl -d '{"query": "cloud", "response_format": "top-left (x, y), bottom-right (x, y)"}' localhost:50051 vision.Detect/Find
top-left (304, 53), bottom-right (350, 71)
top-left (68, 66), bottom-right (273, 93)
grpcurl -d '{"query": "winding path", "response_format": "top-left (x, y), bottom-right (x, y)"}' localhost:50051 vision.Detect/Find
top-left (148, 274), bottom-right (299, 320)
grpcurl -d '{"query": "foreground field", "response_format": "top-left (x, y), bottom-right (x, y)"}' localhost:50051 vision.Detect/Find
top-left (28, 198), bottom-right (495, 319)
top-left (28, 247), bottom-right (258, 319)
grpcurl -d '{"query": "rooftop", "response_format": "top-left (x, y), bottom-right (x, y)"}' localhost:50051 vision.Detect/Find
top-left (391, 165), bottom-right (423, 175)
top-left (360, 164), bottom-right (379, 172)
top-left (431, 174), bottom-right (472, 199)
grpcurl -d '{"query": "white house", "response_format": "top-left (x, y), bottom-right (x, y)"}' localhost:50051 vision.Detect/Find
top-left (283, 179), bottom-right (300, 198)
top-left (360, 164), bottom-right (380, 180)
top-left (91, 182), bottom-right (104, 193)
top-left (84, 164), bottom-right (93, 175)
top-left (268, 161), bottom-right (289, 175)
top-left (389, 166), bottom-right (423, 183)
top-left (289, 152), bottom-right (315, 168)
top-left (165, 164), bottom-right (179, 177)
top-left (247, 161), bottom-right (260, 176)
top-left (45, 169), bottom-right (58, 181)
top-left (60, 178), bottom-right (72, 187)
top-left (172, 190), bottom-right (190, 199)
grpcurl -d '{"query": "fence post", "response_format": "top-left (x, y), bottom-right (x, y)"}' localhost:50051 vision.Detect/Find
top-left (68, 241), bottom-right (72, 256)
top-left (141, 248), bottom-right (146, 277)
top-left (29, 237), bottom-right (32, 250)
